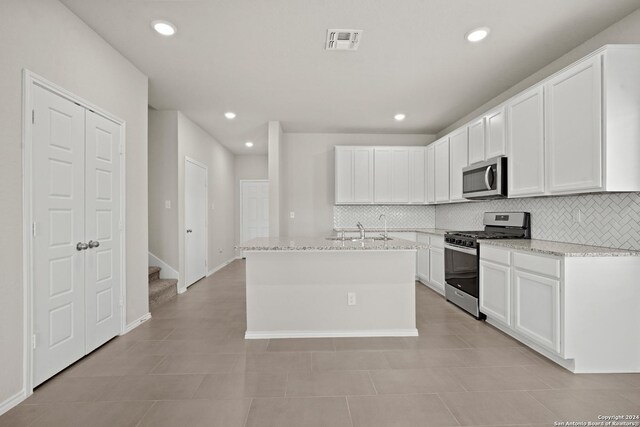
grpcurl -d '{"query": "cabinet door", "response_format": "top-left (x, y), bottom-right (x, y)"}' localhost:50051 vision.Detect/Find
top-left (449, 128), bottom-right (469, 201)
top-left (374, 148), bottom-right (392, 203)
top-left (479, 260), bottom-right (511, 326)
top-left (391, 148), bottom-right (410, 203)
top-left (428, 247), bottom-right (445, 292)
top-left (546, 55), bottom-right (603, 194)
top-left (409, 147), bottom-right (426, 203)
top-left (434, 138), bottom-right (450, 203)
top-left (352, 148), bottom-right (373, 203)
top-left (416, 234), bottom-right (430, 282)
top-left (468, 118), bottom-right (485, 165)
top-left (335, 147), bottom-right (354, 204)
top-left (508, 87), bottom-right (545, 197)
top-left (425, 144), bottom-right (436, 204)
top-left (485, 106), bottom-right (507, 159)
top-left (513, 269), bottom-right (561, 353)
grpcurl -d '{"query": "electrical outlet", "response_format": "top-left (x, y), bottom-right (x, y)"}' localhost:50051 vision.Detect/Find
top-left (218, 248), bottom-right (223, 254)
top-left (211, 203), bottom-right (215, 211)
top-left (347, 292), bottom-right (356, 306)
top-left (165, 200), bottom-right (171, 209)
top-left (290, 211), bottom-right (295, 219)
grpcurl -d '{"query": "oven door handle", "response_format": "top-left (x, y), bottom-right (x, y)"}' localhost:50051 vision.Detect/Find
top-left (444, 243), bottom-right (477, 255)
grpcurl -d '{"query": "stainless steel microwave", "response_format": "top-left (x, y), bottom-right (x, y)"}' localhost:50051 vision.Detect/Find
top-left (462, 156), bottom-right (507, 200)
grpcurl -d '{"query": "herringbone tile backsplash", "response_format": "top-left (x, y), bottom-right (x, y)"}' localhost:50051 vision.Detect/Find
top-left (436, 192), bottom-right (640, 250)
top-left (334, 193), bottom-right (640, 250)
top-left (334, 205), bottom-right (436, 229)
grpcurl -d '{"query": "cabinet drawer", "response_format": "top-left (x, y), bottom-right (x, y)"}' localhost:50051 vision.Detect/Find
top-left (429, 236), bottom-right (444, 249)
top-left (480, 245), bottom-right (511, 265)
top-left (513, 252), bottom-right (561, 278)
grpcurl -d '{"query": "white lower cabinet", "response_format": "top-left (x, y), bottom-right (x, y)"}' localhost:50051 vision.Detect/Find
top-left (512, 269), bottom-right (561, 353)
top-left (416, 234), bottom-right (430, 284)
top-left (479, 244), bottom-right (640, 373)
top-left (428, 247), bottom-right (445, 293)
top-left (479, 260), bottom-right (511, 326)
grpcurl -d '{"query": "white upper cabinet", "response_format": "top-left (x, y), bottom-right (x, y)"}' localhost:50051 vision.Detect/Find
top-left (434, 137), bottom-right (450, 203)
top-left (335, 146), bottom-right (373, 204)
top-left (425, 144), bottom-right (436, 204)
top-left (409, 147), bottom-right (426, 204)
top-left (545, 54), bottom-right (603, 194)
top-left (468, 118), bottom-right (485, 165)
top-left (485, 106), bottom-right (507, 159)
top-left (374, 147), bottom-right (410, 203)
top-left (508, 86), bottom-right (545, 197)
top-left (449, 127), bottom-right (468, 202)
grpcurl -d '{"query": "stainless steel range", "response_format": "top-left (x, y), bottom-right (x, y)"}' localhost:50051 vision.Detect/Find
top-left (444, 212), bottom-right (531, 319)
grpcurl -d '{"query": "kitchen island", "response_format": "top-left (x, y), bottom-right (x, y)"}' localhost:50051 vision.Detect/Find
top-left (237, 237), bottom-right (427, 339)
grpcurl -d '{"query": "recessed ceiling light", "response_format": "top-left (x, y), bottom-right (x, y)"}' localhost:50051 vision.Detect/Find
top-left (245, 141), bottom-right (254, 148)
top-left (466, 27), bottom-right (490, 42)
top-left (224, 112), bottom-right (236, 120)
top-left (394, 113), bottom-right (406, 121)
top-left (151, 20), bottom-right (176, 36)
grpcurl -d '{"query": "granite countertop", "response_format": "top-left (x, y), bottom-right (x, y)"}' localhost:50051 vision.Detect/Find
top-left (334, 227), bottom-right (449, 236)
top-left (481, 239), bottom-right (640, 257)
top-left (237, 236), bottom-right (428, 251)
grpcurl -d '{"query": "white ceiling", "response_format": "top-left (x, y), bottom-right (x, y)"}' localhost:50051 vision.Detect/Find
top-left (61, 0), bottom-right (640, 154)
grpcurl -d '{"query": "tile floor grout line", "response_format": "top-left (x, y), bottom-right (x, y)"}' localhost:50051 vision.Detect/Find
top-left (366, 370), bottom-right (379, 395)
top-left (134, 400), bottom-right (158, 427)
top-left (525, 389), bottom-right (564, 420)
top-left (435, 392), bottom-right (463, 427)
top-left (344, 396), bottom-right (356, 427)
top-left (242, 397), bottom-right (253, 427)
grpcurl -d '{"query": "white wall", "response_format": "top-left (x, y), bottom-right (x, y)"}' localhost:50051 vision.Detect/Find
top-left (235, 155), bottom-right (268, 254)
top-left (0, 0), bottom-right (148, 407)
top-left (177, 112), bottom-right (236, 284)
top-left (280, 133), bottom-right (435, 237)
top-left (438, 8), bottom-right (640, 137)
top-left (148, 110), bottom-right (179, 269)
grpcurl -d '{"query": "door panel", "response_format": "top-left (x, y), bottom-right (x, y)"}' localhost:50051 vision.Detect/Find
top-left (32, 85), bottom-right (86, 386)
top-left (334, 147), bottom-right (353, 203)
top-left (508, 87), bottom-right (545, 197)
top-left (485, 107), bottom-right (506, 159)
top-left (434, 139), bottom-right (450, 203)
top-left (241, 180), bottom-right (270, 251)
top-left (479, 260), bottom-right (511, 325)
top-left (468, 118), bottom-right (485, 165)
top-left (352, 148), bottom-right (373, 203)
top-left (546, 55), bottom-right (602, 193)
top-left (429, 248), bottom-right (445, 292)
top-left (84, 110), bottom-right (122, 353)
top-left (185, 159), bottom-right (208, 286)
top-left (449, 128), bottom-right (469, 201)
top-left (425, 145), bottom-right (435, 204)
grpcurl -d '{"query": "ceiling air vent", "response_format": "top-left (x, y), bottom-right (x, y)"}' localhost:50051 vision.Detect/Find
top-left (325, 29), bottom-right (362, 51)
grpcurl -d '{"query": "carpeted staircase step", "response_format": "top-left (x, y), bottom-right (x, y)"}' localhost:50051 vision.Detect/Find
top-left (148, 266), bottom-right (161, 283)
top-left (149, 278), bottom-right (178, 310)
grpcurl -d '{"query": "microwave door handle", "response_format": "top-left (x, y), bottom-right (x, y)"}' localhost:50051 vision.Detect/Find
top-left (484, 166), bottom-right (492, 190)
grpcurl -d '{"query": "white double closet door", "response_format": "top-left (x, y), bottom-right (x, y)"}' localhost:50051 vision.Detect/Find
top-left (32, 84), bottom-right (122, 386)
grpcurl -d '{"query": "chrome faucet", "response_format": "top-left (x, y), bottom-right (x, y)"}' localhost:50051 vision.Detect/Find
top-left (356, 222), bottom-right (366, 240)
top-left (379, 214), bottom-right (388, 240)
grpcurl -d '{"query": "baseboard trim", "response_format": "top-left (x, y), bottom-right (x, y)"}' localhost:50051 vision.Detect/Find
top-left (207, 257), bottom-right (237, 277)
top-left (245, 329), bottom-right (419, 339)
top-left (148, 252), bottom-right (179, 280)
top-left (122, 312), bottom-right (151, 334)
top-left (417, 278), bottom-right (445, 296)
top-left (0, 389), bottom-right (27, 417)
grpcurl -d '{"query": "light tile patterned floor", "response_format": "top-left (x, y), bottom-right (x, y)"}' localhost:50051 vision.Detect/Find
top-left (2, 260), bottom-right (639, 426)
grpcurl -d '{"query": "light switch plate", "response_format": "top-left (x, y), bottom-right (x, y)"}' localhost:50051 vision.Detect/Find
top-left (290, 211), bottom-right (295, 219)
top-left (165, 200), bottom-right (171, 209)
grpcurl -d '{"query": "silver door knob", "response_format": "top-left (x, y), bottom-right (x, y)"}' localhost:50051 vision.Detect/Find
top-left (76, 242), bottom-right (89, 251)
top-left (186, 229), bottom-right (193, 233)
top-left (88, 240), bottom-right (100, 249)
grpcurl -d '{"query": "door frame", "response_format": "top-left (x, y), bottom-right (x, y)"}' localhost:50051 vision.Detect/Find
top-left (239, 179), bottom-right (269, 247)
top-left (21, 69), bottom-right (127, 397)
top-left (184, 156), bottom-right (208, 289)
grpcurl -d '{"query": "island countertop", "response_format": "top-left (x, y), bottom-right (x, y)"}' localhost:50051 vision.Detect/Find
top-left (237, 236), bottom-right (428, 251)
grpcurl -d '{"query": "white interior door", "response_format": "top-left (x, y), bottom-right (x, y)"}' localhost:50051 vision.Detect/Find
top-left (241, 180), bottom-right (269, 255)
top-left (84, 110), bottom-right (121, 353)
top-left (185, 159), bottom-right (207, 287)
top-left (32, 85), bottom-right (87, 386)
